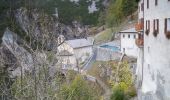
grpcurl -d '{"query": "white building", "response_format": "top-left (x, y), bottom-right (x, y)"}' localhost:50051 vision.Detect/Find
top-left (119, 28), bottom-right (139, 58)
top-left (136, 0), bottom-right (170, 100)
top-left (57, 38), bottom-right (93, 68)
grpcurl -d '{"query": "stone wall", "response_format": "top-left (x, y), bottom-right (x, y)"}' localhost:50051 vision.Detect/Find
top-left (95, 47), bottom-right (121, 61)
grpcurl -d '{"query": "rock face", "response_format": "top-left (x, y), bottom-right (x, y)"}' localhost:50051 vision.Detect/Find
top-left (15, 8), bottom-right (88, 41)
top-left (0, 7), bottom-right (90, 78)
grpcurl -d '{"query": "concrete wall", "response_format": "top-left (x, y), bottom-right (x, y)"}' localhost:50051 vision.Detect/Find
top-left (96, 47), bottom-right (121, 61)
top-left (140, 0), bottom-right (170, 100)
top-left (74, 46), bottom-right (93, 63)
top-left (121, 33), bottom-right (139, 58)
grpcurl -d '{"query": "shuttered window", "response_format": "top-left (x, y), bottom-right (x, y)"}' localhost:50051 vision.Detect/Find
top-left (146, 20), bottom-right (150, 31)
top-left (165, 18), bottom-right (170, 32)
top-left (153, 19), bottom-right (159, 31)
top-left (146, 20), bottom-right (150, 35)
top-left (167, 18), bottom-right (170, 31)
top-left (153, 19), bottom-right (159, 37)
top-left (165, 18), bottom-right (170, 39)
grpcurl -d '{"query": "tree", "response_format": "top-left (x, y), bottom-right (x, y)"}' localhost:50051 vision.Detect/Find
top-left (105, 0), bottom-right (137, 27)
top-left (59, 75), bottom-right (100, 100)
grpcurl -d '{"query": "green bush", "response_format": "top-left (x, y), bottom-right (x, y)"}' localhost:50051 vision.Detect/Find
top-left (110, 86), bottom-right (129, 100)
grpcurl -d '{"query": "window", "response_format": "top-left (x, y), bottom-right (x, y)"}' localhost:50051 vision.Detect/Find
top-left (155, 0), bottom-right (158, 6)
top-left (128, 34), bottom-right (130, 38)
top-left (134, 35), bottom-right (136, 39)
top-left (123, 34), bottom-right (125, 38)
top-left (147, 0), bottom-right (149, 9)
top-left (141, 3), bottom-right (144, 11)
top-left (165, 18), bottom-right (170, 39)
top-left (148, 46), bottom-right (150, 53)
top-left (165, 18), bottom-right (170, 33)
top-left (145, 20), bottom-right (150, 35)
top-left (167, 18), bottom-right (170, 32)
top-left (153, 19), bottom-right (159, 37)
top-left (146, 21), bottom-right (148, 30)
top-left (123, 48), bottom-right (125, 53)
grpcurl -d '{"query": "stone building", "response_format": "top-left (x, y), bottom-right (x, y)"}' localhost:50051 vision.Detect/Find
top-left (57, 38), bottom-right (93, 68)
top-left (136, 0), bottom-right (170, 100)
top-left (119, 28), bottom-right (139, 58)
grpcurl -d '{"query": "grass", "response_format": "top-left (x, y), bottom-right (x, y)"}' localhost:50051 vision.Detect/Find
top-left (87, 61), bottom-right (112, 87)
top-left (93, 13), bottom-right (138, 45)
top-left (94, 28), bottom-right (113, 44)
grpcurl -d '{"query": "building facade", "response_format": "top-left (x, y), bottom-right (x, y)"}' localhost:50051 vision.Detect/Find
top-left (120, 28), bottom-right (139, 58)
top-left (57, 38), bottom-right (93, 68)
top-left (136, 0), bottom-right (170, 100)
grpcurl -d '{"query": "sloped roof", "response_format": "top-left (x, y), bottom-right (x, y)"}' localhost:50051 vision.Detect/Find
top-left (119, 28), bottom-right (137, 33)
top-left (65, 39), bottom-right (93, 49)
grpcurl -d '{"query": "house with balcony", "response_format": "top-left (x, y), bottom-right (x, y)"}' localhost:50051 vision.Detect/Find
top-left (119, 28), bottom-right (139, 58)
top-left (135, 0), bottom-right (170, 100)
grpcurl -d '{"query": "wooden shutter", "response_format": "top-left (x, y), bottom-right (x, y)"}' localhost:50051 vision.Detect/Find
top-left (165, 18), bottom-right (167, 33)
top-left (148, 20), bottom-right (150, 32)
top-left (157, 19), bottom-right (159, 32)
top-left (153, 20), bottom-right (155, 31)
top-left (146, 21), bottom-right (148, 30)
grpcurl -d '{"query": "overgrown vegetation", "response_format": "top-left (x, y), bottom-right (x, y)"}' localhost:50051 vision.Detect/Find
top-left (58, 75), bottom-right (102, 100)
top-left (88, 61), bottom-right (137, 100)
top-left (105, 0), bottom-right (138, 27)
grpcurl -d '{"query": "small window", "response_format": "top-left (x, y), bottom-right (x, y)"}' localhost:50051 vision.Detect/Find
top-left (141, 3), bottom-right (144, 11)
top-left (123, 48), bottom-right (125, 53)
top-left (123, 34), bottom-right (125, 38)
top-left (147, 0), bottom-right (149, 9)
top-left (128, 34), bottom-right (130, 38)
top-left (155, 0), bottom-right (158, 6)
top-left (134, 35), bottom-right (136, 39)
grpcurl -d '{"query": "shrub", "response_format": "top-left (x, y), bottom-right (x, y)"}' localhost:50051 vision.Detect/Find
top-left (110, 86), bottom-right (129, 100)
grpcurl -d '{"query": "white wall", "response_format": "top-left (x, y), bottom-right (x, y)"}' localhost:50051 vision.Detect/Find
top-left (138, 0), bottom-right (144, 20)
top-left (121, 33), bottom-right (139, 58)
top-left (58, 43), bottom-right (74, 54)
top-left (74, 46), bottom-right (93, 63)
top-left (141, 0), bottom-right (170, 100)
